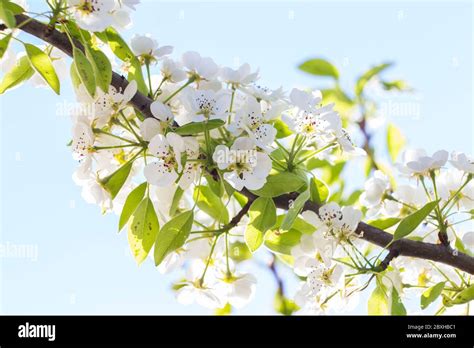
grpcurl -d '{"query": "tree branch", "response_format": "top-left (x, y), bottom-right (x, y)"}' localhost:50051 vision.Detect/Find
top-left (10, 14), bottom-right (474, 275)
top-left (11, 14), bottom-right (155, 119)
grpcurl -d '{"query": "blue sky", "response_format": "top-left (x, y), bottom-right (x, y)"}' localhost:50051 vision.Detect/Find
top-left (0, 0), bottom-right (472, 314)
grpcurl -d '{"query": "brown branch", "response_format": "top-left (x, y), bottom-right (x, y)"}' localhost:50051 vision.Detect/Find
top-left (10, 14), bottom-right (474, 275)
top-left (11, 14), bottom-right (155, 119)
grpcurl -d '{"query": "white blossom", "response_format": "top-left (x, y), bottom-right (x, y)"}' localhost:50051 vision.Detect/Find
top-left (212, 137), bottom-right (271, 190)
top-left (396, 148), bottom-right (448, 176)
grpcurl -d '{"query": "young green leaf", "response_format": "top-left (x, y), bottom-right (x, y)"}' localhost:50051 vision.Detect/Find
top-left (229, 241), bottom-right (252, 262)
top-left (175, 120), bottom-right (225, 135)
top-left (104, 27), bottom-right (135, 61)
top-left (309, 176), bottom-right (329, 204)
top-left (444, 284), bottom-right (474, 307)
top-left (250, 172), bottom-right (306, 198)
top-left (193, 185), bottom-right (229, 224)
top-left (100, 161), bottom-right (133, 199)
top-left (420, 282), bottom-right (445, 310)
top-left (391, 288), bottom-right (407, 315)
top-left (281, 190), bottom-right (310, 231)
top-left (0, 33), bottom-right (12, 59)
top-left (73, 47), bottom-right (96, 97)
top-left (70, 63), bottom-right (81, 89)
top-left (118, 182), bottom-right (147, 232)
top-left (128, 58), bottom-right (148, 96)
top-left (264, 229), bottom-right (302, 255)
top-left (273, 119), bottom-right (292, 139)
top-left (393, 200), bottom-right (439, 241)
top-left (367, 217), bottom-right (400, 230)
top-left (275, 215), bottom-right (316, 234)
top-left (245, 197), bottom-right (276, 252)
top-left (0, 55), bottom-right (34, 94)
top-left (128, 197), bottom-right (159, 264)
top-left (298, 58), bottom-right (339, 80)
top-left (355, 62), bottom-right (392, 96)
top-left (24, 43), bottom-right (60, 94)
top-left (387, 123), bottom-right (406, 162)
top-left (169, 187), bottom-right (184, 216)
top-left (368, 285), bottom-right (389, 315)
top-left (85, 47), bottom-right (112, 93)
top-left (0, 2), bottom-right (15, 28)
top-left (154, 210), bottom-right (193, 266)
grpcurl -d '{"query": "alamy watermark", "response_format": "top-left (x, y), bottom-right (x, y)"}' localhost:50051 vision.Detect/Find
top-left (0, 241), bottom-right (38, 262)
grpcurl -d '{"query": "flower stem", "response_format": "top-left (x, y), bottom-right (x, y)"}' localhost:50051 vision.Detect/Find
top-left (163, 77), bottom-right (195, 104)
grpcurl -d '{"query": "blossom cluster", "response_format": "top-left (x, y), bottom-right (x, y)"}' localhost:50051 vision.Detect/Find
top-left (1, 0), bottom-right (472, 315)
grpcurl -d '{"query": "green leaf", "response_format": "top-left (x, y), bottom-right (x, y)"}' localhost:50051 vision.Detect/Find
top-left (381, 80), bottom-right (409, 91)
top-left (281, 190), bottom-right (310, 231)
top-left (275, 215), bottom-right (316, 234)
top-left (393, 200), bottom-right (439, 241)
top-left (3, 0), bottom-right (24, 14)
top-left (273, 119), bottom-right (292, 138)
top-left (391, 288), bottom-right (407, 315)
top-left (24, 43), bottom-right (60, 94)
top-left (175, 120), bottom-right (225, 135)
top-left (264, 229), bottom-right (302, 255)
top-left (368, 217), bottom-right (400, 230)
top-left (274, 292), bottom-right (299, 315)
top-left (118, 183), bottom-right (147, 232)
top-left (245, 197), bottom-right (277, 252)
top-left (205, 173), bottom-right (224, 197)
top-left (128, 59), bottom-right (148, 96)
top-left (85, 46), bottom-right (112, 93)
top-left (70, 63), bottom-right (81, 89)
top-left (229, 241), bottom-right (252, 262)
top-left (193, 185), bottom-right (229, 224)
top-left (355, 62), bottom-right (392, 96)
top-left (250, 172), bottom-right (306, 198)
top-left (0, 33), bottom-right (11, 59)
top-left (309, 177), bottom-right (329, 204)
top-left (169, 187), bottom-right (184, 216)
top-left (73, 47), bottom-right (96, 97)
top-left (101, 28), bottom-right (148, 95)
top-left (444, 284), bottom-right (474, 307)
top-left (0, 1), bottom-right (15, 28)
top-left (154, 210), bottom-right (193, 266)
top-left (103, 27), bottom-right (135, 61)
top-left (0, 55), bottom-right (34, 94)
top-left (298, 58), bottom-right (339, 80)
top-left (100, 161), bottom-right (133, 199)
top-left (387, 123), bottom-right (406, 162)
top-left (368, 285), bottom-right (389, 315)
top-left (128, 197), bottom-right (159, 264)
top-left (420, 282), bottom-right (445, 310)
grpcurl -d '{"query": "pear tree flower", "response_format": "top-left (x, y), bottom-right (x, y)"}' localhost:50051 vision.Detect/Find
top-left (220, 63), bottom-right (259, 89)
top-left (450, 151), bottom-right (474, 174)
top-left (67, 0), bottom-right (136, 32)
top-left (181, 89), bottom-right (230, 122)
top-left (76, 80), bottom-right (138, 127)
top-left (144, 132), bottom-right (199, 190)
top-left (229, 97), bottom-right (278, 150)
top-left (212, 137), bottom-right (272, 190)
top-left (160, 58), bottom-right (187, 83)
top-left (130, 34), bottom-right (173, 63)
top-left (396, 148), bottom-right (449, 176)
top-left (182, 51), bottom-right (219, 82)
top-left (175, 260), bottom-right (223, 309)
top-left (245, 83), bottom-right (285, 103)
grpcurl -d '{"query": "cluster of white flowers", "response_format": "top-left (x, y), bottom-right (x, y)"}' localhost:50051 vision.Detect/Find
top-left (67, 0), bottom-right (139, 31)
top-left (4, 0), bottom-right (472, 314)
top-left (290, 205), bottom-right (362, 313)
top-left (59, 23), bottom-right (365, 310)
